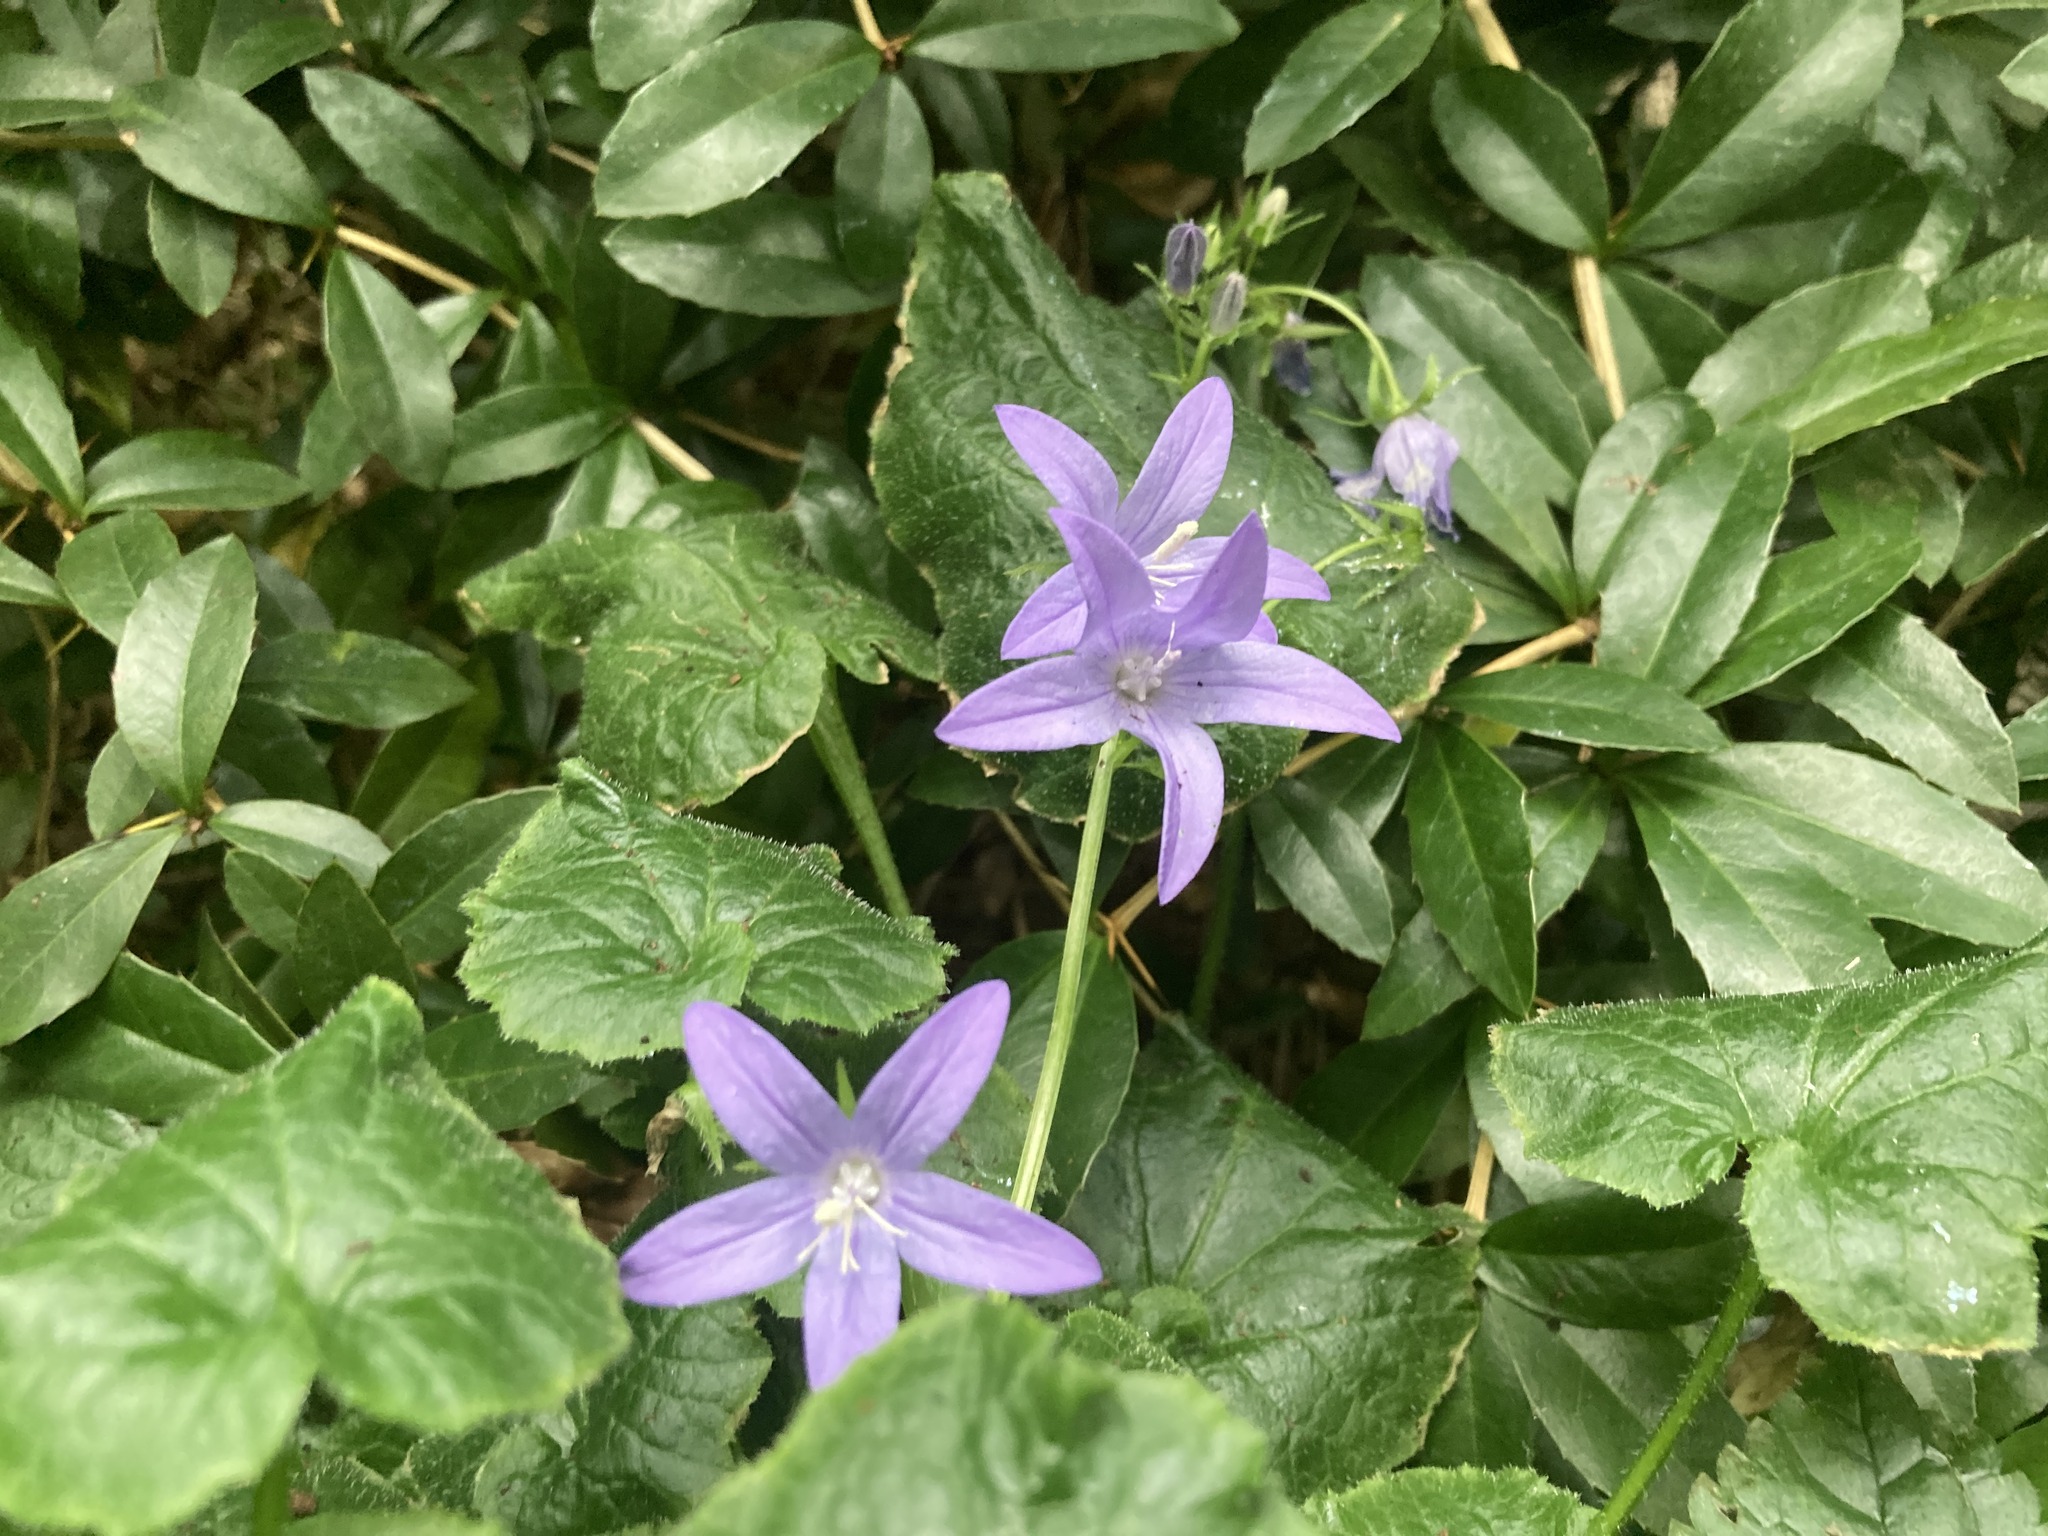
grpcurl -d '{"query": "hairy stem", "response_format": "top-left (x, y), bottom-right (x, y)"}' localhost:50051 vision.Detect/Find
top-left (809, 676), bottom-right (914, 922)
top-left (1592, 1255), bottom-right (1766, 1535)
top-left (249, 1443), bottom-right (294, 1536)
top-left (1189, 812), bottom-right (1246, 1033)
top-left (1012, 734), bottom-right (1129, 1211)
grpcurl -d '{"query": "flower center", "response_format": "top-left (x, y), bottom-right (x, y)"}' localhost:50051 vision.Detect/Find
top-left (807, 1154), bottom-right (901, 1274)
top-left (1113, 648), bottom-right (1176, 706)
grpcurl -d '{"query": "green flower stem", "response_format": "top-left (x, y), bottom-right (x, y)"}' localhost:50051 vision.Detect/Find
top-left (1257, 283), bottom-right (1400, 407)
top-left (1189, 812), bottom-right (1246, 1033)
top-left (1011, 733), bottom-right (1131, 1211)
top-left (250, 1443), bottom-right (294, 1536)
top-left (809, 676), bottom-right (914, 922)
top-left (1591, 1254), bottom-right (1767, 1535)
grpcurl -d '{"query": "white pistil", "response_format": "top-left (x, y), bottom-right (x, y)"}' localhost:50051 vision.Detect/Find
top-left (1146, 520), bottom-right (1202, 564)
top-left (805, 1154), bottom-right (904, 1274)
top-left (1114, 647), bottom-right (1178, 706)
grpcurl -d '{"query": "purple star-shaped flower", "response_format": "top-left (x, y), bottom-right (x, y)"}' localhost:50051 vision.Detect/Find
top-left (938, 508), bottom-right (1400, 902)
top-left (618, 983), bottom-right (1100, 1389)
top-left (995, 378), bottom-right (1330, 659)
top-left (1336, 414), bottom-right (1460, 537)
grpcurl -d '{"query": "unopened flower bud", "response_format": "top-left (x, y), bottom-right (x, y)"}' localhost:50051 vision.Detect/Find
top-left (1255, 185), bottom-right (1290, 231)
top-left (1208, 272), bottom-right (1247, 335)
top-left (1162, 221), bottom-right (1207, 297)
top-left (1271, 336), bottom-right (1312, 395)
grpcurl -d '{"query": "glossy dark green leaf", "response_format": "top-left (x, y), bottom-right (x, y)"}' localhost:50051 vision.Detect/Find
top-left (1497, 938), bottom-right (2048, 1353)
top-left (372, 788), bottom-right (551, 966)
top-left (1953, 476), bottom-right (2048, 589)
top-left (85, 732), bottom-right (156, 841)
top-left (908, 0), bottom-right (1239, 71)
top-left (590, 0), bottom-right (753, 90)
top-left (211, 798), bottom-right (391, 886)
top-left (1617, 0), bottom-right (1903, 251)
top-left (1811, 422), bottom-right (1963, 586)
top-left (605, 193), bottom-right (901, 317)
top-left (0, 154), bottom-right (81, 319)
top-left (223, 848), bottom-right (308, 954)
top-left (391, 51), bottom-right (536, 170)
top-left (323, 249), bottom-right (456, 488)
top-left (113, 537), bottom-right (256, 809)
top-left (460, 761), bottom-right (948, 1061)
top-left (593, 22), bottom-right (877, 220)
top-left (0, 980), bottom-right (626, 1536)
top-left (296, 864), bottom-right (414, 1021)
top-left (0, 303), bottom-right (84, 514)
top-left (785, 438), bottom-right (934, 621)
top-left (1361, 906), bottom-right (1478, 1040)
top-left (1690, 528), bottom-right (1922, 706)
top-left (84, 430), bottom-right (304, 517)
top-left (442, 385), bottom-right (628, 491)
top-left (145, 180), bottom-right (237, 319)
top-left (2012, 698), bottom-right (2048, 784)
top-left (1600, 266), bottom-right (1727, 399)
top-left (422, 1011), bottom-right (602, 1132)
top-left (0, 54), bottom-right (116, 128)
top-left (198, 12), bottom-right (340, 94)
top-left (1480, 1190), bottom-right (1748, 1330)
top-left (1430, 64), bottom-right (1607, 252)
top-left (0, 543), bottom-right (63, 608)
top-left (1572, 393), bottom-right (1717, 588)
top-left (833, 74), bottom-right (933, 284)
top-left (1067, 1028), bottom-right (1476, 1495)
top-left (218, 700), bottom-right (339, 809)
top-left (1312, 1467), bottom-right (1592, 1535)
top-left (241, 630), bottom-right (473, 729)
top-left (0, 1094), bottom-right (148, 1248)
top-left (0, 829), bottom-right (180, 1048)
top-left (1293, 1007), bottom-right (1468, 1184)
top-left (2005, 34), bottom-right (2048, 107)
top-left (349, 660), bottom-right (500, 843)
top-left (1596, 421), bottom-right (1791, 692)
top-left (1242, 0), bottom-right (1441, 174)
top-left (1528, 769), bottom-right (1612, 923)
top-left (1405, 722), bottom-right (1535, 1014)
top-left (303, 69), bottom-right (527, 280)
top-left (1248, 738), bottom-right (1408, 961)
top-left (1442, 664), bottom-right (1726, 752)
top-left (111, 76), bottom-right (330, 229)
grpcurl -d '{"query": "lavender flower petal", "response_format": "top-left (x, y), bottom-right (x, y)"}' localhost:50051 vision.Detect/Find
top-left (1168, 642), bottom-right (1401, 739)
top-left (934, 656), bottom-right (1120, 751)
top-left (852, 980), bottom-right (1009, 1167)
top-left (1126, 711), bottom-right (1226, 903)
top-left (995, 404), bottom-right (1120, 521)
top-left (803, 1217), bottom-right (901, 1389)
top-left (1263, 546), bottom-right (1330, 601)
top-left (1049, 508), bottom-right (1163, 651)
top-left (1371, 415), bottom-right (1459, 531)
top-left (999, 564), bottom-right (1087, 660)
top-left (617, 1176), bottom-right (816, 1307)
top-left (683, 1002), bottom-right (850, 1175)
top-left (889, 1171), bottom-right (1103, 1293)
top-left (1161, 514), bottom-right (1270, 650)
top-left (1116, 377), bottom-right (1233, 553)
top-left (1162, 221), bottom-right (1206, 297)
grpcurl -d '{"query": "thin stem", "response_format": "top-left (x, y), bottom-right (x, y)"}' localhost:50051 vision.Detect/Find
top-left (1189, 813), bottom-right (1246, 1032)
top-left (850, 0), bottom-right (889, 52)
top-left (1570, 254), bottom-right (1628, 422)
top-left (676, 407), bottom-right (805, 463)
top-left (1461, 0), bottom-right (1523, 67)
top-left (1471, 613), bottom-right (1600, 676)
top-left (27, 612), bottom-right (65, 871)
top-left (0, 128), bottom-right (129, 152)
top-left (1314, 537), bottom-right (1380, 573)
top-left (629, 416), bottom-right (717, 483)
top-left (1462, 1133), bottom-right (1496, 1220)
top-left (250, 1443), bottom-right (294, 1536)
top-left (1257, 283), bottom-right (1398, 406)
top-left (809, 676), bottom-right (913, 922)
top-left (546, 143), bottom-right (599, 174)
top-left (1011, 734), bottom-right (1129, 1211)
top-left (1592, 1255), bottom-right (1766, 1536)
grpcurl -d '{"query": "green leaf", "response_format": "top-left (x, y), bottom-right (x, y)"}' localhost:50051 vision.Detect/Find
top-left (303, 69), bottom-right (527, 280)
top-left (212, 798), bottom-right (391, 885)
top-left (1496, 938), bottom-right (2048, 1353)
top-left (0, 830), bottom-right (179, 1048)
top-left (1273, 557), bottom-right (1484, 725)
top-left (907, 0), bottom-right (1239, 71)
top-left (0, 153), bottom-right (81, 320)
top-left (1479, 1190), bottom-right (1748, 1330)
top-left (1404, 722), bottom-right (1535, 1014)
top-left (590, 0), bottom-right (752, 91)
top-left (1758, 297), bottom-right (2048, 455)
top-left (350, 660), bottom-right (501, 844)
top-left (0, 1094), bottom-right (148, 1248)
top-left (0, 542), bottom-right (63, 608)
top-left (1677, 1345), bottom-right (2047, 1536)
top-left (1786, 607), bottom-right (2019, 810)
top-left (833, 74), bottom-right (933, 284)
top-left (421, 1011), bottom-right (602, 1132)
top-left (443, 385), bottom-right (629, 491)
top-left (605, 192), bottom-right (901, 317)
top-left (1595, 422), bottom-right (1791, 692)
top-left (678, 1297), bottom-right (1299, 1536)
top-left (111, 76), bottom-right (330, 229)
top-left (0, 53), bottom-right (116, 128)
top-left (296, 864), bottom-right (415, 1022)
top-left (1572, 392), bottom-right (1717, 588)
top-left (0, 303), bottom-right (84, 514)
top-left (1292, 1007), bottom-right (1469, 1184)
top-left (1954, 475), bottom-right (2048, 589)
top-left (1811, 422), bottom-right (1964, 585)
top-left (146, 180), bottom-right (237, 319)
top-left (1601, 266), bottom-right (1728, 400)
top-left (1441, 663), bottom-right (1726, 753)
top-left (114, 537), bottom-right (256, 809)
top-left (593, 22), bottom-right (877, 220)
top-left (1429, 64), bottom-right (1608, 252)
top-left (1248, 738), bottom-right (1407, 962)
top-left (1360, 255), bottom-right (1610, 508)
top-left (1616, 0), bottom-right (1903, 251)
top-left (1687, 267), bottom-right (1931, 427)
top-left (1622, 743), bottom-right (2048, 993)
top-left (1242, 0), bottom-right (1442, 174)
top-left (2012, 698), bottom-right (2048, 784)
top-left (84, 430), bottom-right (305, 516)
top-left (460, 761), bottom-right (947, 1062)
top-left (2001, 34), bottom-right (2048, 108)
top-left (1311, 1467), bottom-right (1592, 1536)
top-left (223, 848), bottom-right (308, 954)
top-left (371, 789), bottom-right (551, 968)
top-left (390, 52), bottom-right (537, 171)
top-left (85, 732), bottom-right (156, 841)
top-left (323, 249), bottom-right (456, 488)
top-left (1528, 768), bottom-right (1612, 923)
top-left (241, 631), bottom-right (473, 729)
top-left (1064, 1028), bottom-right (1477, 1495)
top-left (55, 510), bottom-right (176, 644)
top-left (0, 980), bottom-right (627, 1536)
top-left (1690, 528), bottom-right (1922, 706)
top-left (1361, 906), bottom-right (1478, 1040)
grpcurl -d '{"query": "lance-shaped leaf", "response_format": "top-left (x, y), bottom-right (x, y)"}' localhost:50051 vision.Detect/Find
top-left (372, 789), bottom-right (552, 967)
top-left (833, 73), bottom-right (934, 284)
top-left (1441, 664), bottom-right (1725, 753)
top-left (1244, 0), bottom-right (1442, 175)
top-left (1064, 1028), bottom-right (1478, 1496)
top-left (1572, 392), bottom-right (1717, 589)
top-left (0, 303), bottom-right (84, 513)
top-left (111, 76), bottom-right (331, 229)
top-left (55, 510), bottom-right (179, 643)
top-left (84, 430), bottom-right (305, 516)
top-left (907, 0), bottom-right (1239, 72)
top-left (241, 631), bottom-right (474, 729)
top-left (1312, 1467), bottom-right (1593, 1535)
top-left (1431, 65), bottom-right (1609, 253)
top-left (590, 0), bottom-right (754, 91)
top-left (147, 182), bottom-right (236, 319)
top-left (323, 250), bottom-right (456, 488)
top-left (605, 193), bottom-right (902, 318)
top-left (1405, 722), bottom-right (1535, 1014)
top-left (1249, 738), bottom-right (1409, 963)
top-left (1494, 939), bottom-right (2048, 1353)
top-left (460, 761), bottom-right (947, 1062)
top-left (0, 980), bottom-right (627, 1536)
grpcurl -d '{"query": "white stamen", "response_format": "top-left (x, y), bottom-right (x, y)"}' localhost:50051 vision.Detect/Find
top-left (804, 1154), bottom-right (903, 1274)
top-left (1114, 647), bottom-right (1178, 705)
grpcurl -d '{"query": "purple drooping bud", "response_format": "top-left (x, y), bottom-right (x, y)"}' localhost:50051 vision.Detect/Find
top-left (1163, 221), bottom-right (1207, 297)
top-left (1331, 471), bottom-right (1382, 517)
top-left (1208, 272), bottom-right (1247, 336)
top-left (1271, 336), bottom-right (1312, 396)
top-left (1357, 414), bottom-right (1460, 538)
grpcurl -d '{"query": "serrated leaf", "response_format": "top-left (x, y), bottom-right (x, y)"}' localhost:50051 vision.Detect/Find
top-left (1495, 939), bottom-right (2048, 1352)
top-left (323, 250), bottom-right (456, 488)
top-left (459, 761), bottom-right (947, 1062)
top-left (0, 980), bottom-right (626, 1536)
top-left (907, 0), bottom-right (1239, 71)
top-left (1311, 1467), bottom-right (1592, 1535)
top-left (1441, 664), bottom-right (1726, 753)
top-left (114, 538), bottom-right (256, 809)
top-left (1430, 64), bottom-right (1607, 252)
top-left (0, 303), bottom-right (84, 513)
top-left (54, 509), bottom-right (178, 643)
top-left (84, 430), bottom-right (305, 516)
top-left (111, 76), bottom-right (330, 229)
top-left (604, 192), bottom-right (902, 317)
top-left (297, 864), bottom-right (415, 1022)
top-left (421, 1011), bottom-right (602, 1132)
top-left (242, 631), bottom-right (473, 729)
top-left (0, 1094), bottom-right (149, 1248)
top-left (1243, 0), bottom-right (1441, 174)
top-left (1065, 1028), bottom-right (1477, 1496)
top-left (373, 789), bottom-right (552, 967)
top-left (1405, 722), bottom-right (1534, 1014)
